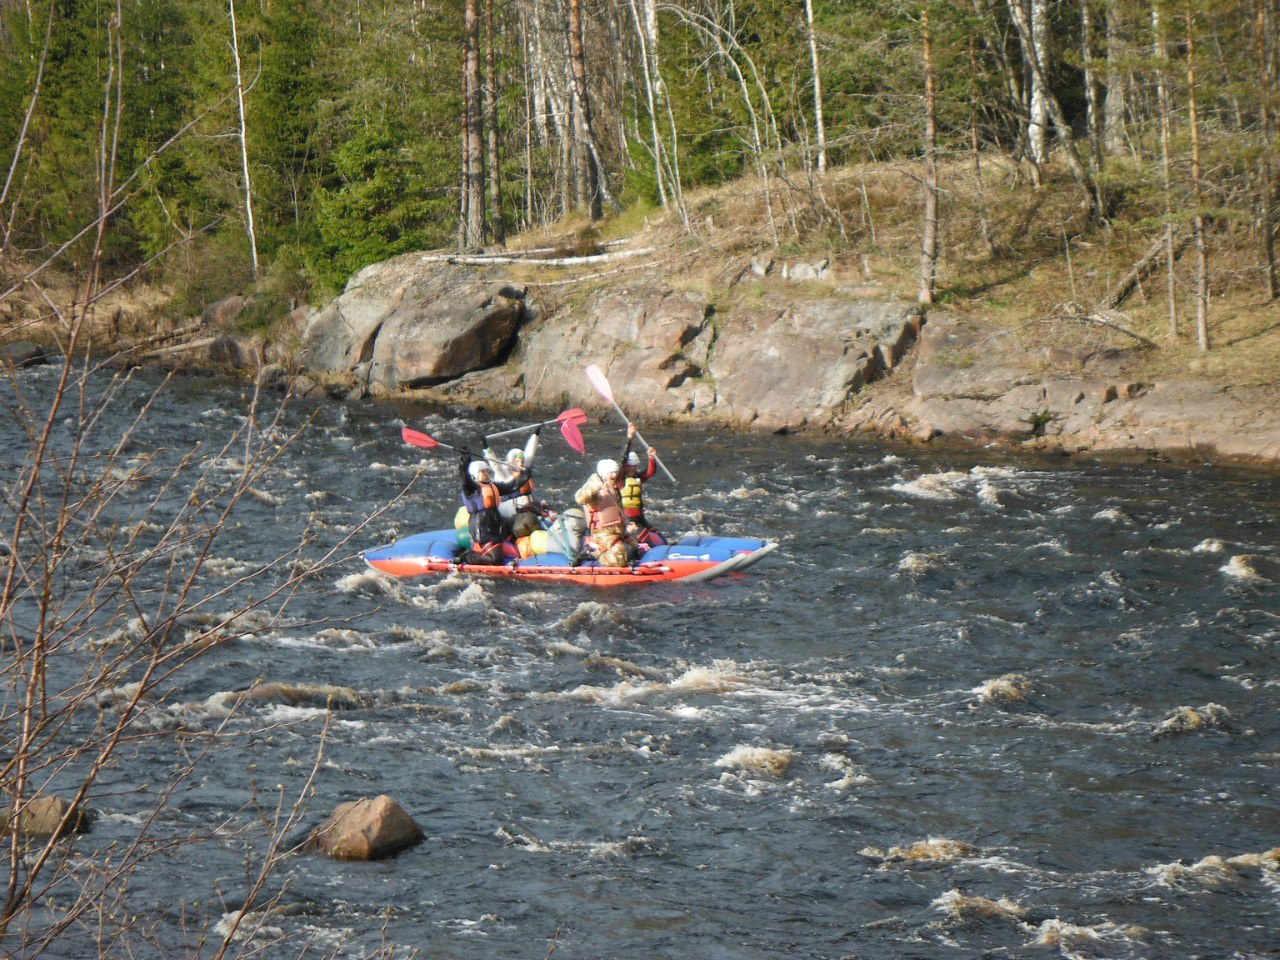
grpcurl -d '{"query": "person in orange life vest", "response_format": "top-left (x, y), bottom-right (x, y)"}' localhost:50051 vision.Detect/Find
top-left (619, 422), bottom-right (665, 546)
top-left (482, 428), bottom-right (546, 533)
top-left (459, 455), bottom-right (529, 565)
top-left (573, 458), bottom-right (639, 567)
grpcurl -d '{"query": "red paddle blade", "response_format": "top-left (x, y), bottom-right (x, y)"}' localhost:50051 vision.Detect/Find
top-left (560, 417), bottom-right (586, 454)
top-left (584, 364), bottom-right (614, 403)
top-left (401, 427), bottom-right (440, 449)
top-left (557, 407), bottom-right (588, 425)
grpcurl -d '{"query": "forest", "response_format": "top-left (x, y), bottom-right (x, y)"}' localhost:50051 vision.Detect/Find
top-left (0, 0), bottom-right (1276, 350)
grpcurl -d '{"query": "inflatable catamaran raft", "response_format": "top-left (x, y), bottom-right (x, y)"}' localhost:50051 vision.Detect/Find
top-left (363, 530), bottom-right (777, 587)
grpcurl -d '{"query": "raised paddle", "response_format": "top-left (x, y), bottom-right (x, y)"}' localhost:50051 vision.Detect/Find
top-left (401, 428), bottom-right (496, 463)
top-left (584, 364), bottom-right (676, 483)
top-left (484, 408), bottom-right (588, 440)
top-left (484, 408), bottom-right (589, 454)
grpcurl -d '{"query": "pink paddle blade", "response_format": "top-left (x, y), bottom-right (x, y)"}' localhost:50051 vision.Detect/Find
top-left (584, 364), bottom-right (614, 403)
top-left (402, 427), bottom-right (439, 449)
top-left (560, 417), bottom-right (586, 454)
top-left (557, 407), bottom-right (588, 425)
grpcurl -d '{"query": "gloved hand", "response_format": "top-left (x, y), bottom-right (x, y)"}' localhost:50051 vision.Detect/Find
top-left (533, 425), bottom-right (543, 436)
top-left (481, 436), bottom-right (490, 448)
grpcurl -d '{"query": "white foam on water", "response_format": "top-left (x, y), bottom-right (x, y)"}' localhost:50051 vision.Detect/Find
top-left (260, 704), bottom-right (331, 723)
top-left (1194, 538), bottom-right (1226, 553)
top-left (932, 889), bottom-right (1026, 921)
top-left (714, 745), bottom-right (795, 777)
top-left (974, 673), bottom-right (1035, 705)
top-left (1221, 555), bottom-right (1271, 582)
top-left (1147, 848), bottom-right (1280, 888)
top-left (897, 551), bottom-right (947, 576)
top-left (820, 753), bottom-right (872, 790)
top-left (892, 472), bottom-right (966, 501)
top-left (1091, 507), bottom-right (1131, 523)
top-left (1028, 919), bottom-right (1138, 955)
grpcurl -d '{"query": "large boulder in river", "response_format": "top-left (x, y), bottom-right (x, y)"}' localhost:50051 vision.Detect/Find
top-left (310, 794), bottom-right (424, 861)
top-left (4, 794), bottom-right (93, 839)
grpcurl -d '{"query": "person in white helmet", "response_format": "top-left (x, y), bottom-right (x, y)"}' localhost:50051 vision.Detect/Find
top-left (573, 457), bottom-right (638, 567)
top-left (482, 428), bottom-right (544, 533)
top-left (458, 453), bottom-right (529, 564)
top-left (619, 422), bottom-right (664, 545)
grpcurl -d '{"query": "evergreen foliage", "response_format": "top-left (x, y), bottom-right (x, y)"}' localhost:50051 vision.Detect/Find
top-left (0, 0), bottom-right (1274, 326)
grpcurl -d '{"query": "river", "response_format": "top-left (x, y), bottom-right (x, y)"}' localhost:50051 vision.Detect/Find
top-left (3, 362), bottom-right (1278, 959)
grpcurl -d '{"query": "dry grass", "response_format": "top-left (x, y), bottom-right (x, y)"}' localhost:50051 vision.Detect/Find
top-left (572, 154), bottom-right (1280, 401)
top-left (4, 152), bottom-right (1278, 404)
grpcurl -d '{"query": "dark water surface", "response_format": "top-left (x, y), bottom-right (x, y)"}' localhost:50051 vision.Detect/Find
top-left (4, 364), bottom-right (1278, 959)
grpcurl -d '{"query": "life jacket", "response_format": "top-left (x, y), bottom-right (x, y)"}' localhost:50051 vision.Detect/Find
top-left (620, 476), bottom-right (644, 516)
top-left (587, 486), bottom-right (625, 531)
top-left (465, 481), bottom-right (505, 545)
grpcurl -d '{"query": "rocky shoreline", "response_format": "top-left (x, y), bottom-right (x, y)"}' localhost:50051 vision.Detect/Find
top-left (7, 248), bottom-right (1277, 469)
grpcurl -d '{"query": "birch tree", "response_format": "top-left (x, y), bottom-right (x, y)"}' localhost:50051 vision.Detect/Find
top-left (919, 3), bottom-right (939, 306)
top-left (804, 0), bottom-right (827, 174)
top-left (1185, 0), bottom-right (1209, 351)
top-left (228, 0), bottom-right (259, 279)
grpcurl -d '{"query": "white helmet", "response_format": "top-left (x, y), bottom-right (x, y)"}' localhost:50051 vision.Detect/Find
top-left (506, 448), bottom-right (525, 464)
top-left (596, 458), bottom-right (620, 478)
top-left (468, 461), bottom-right (490, 482)
top-left (625, 451), bottom-right (641, 467)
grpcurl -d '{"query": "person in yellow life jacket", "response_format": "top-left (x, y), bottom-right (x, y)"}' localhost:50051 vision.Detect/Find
top-left (619, 422), bottom-right (665, 546)
top-left (459, 455), bottom-right (528, 565)
top-left (574, 458), bottom-right (639, 567)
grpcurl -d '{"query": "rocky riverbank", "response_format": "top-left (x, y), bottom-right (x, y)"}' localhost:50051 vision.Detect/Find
top-left (7, 241), bottom-right (1277, 469)
top-left (275, 246), bottom-right (1280, 469)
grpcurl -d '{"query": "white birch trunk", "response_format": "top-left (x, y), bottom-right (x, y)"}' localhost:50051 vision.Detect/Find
top-left (1028, 0), bottom-right (1050, 166)
top-left (804, 0), bottom-right (827, 174)
top-left (229, 0), bottom-right (259, 279)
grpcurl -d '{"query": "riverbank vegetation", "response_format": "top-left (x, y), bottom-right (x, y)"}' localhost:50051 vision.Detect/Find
top-left (3, 1), bottom-right (1278, 395)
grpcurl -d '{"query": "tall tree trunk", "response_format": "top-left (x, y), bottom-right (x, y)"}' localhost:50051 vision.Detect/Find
top-left (1028, 0), bottom-right (1049, 165)
top-left (1103, 2), bottom-right (1128, 155)
top-left (484, 0), bottom-right (504, 246)
top-left (919, 4), bottom-right (939, 306)
top-left (1007, 0), bottom-right (1106, 218)
top-left (567, 0), bottom-right (601, 219)
top-left (626, 0), bottom-right (668, 206)
top-left (1186, 1), bottom-right (1210, 351)
top-left (460, 0), bottom-right (485, 250)
top-left (1256, 0), bottom-right (1278, 299)
top-left (229, 0), bottom-right (259, 279)
top-left (1153, 0), bottom-right (1179, 337)
top-left (804, 0), bottom-right (827, 174)
top-left (1080, 0), bottom-right (1104, 170)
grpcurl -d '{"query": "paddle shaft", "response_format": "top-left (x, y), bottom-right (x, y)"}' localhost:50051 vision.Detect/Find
top-left (486, 410), bottom-right (584, 441)
top-left (604, 398), bottom-right (676, 484)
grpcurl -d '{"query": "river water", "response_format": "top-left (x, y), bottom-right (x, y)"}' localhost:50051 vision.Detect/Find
top-left (3, 363), bottom-right (1278, 959)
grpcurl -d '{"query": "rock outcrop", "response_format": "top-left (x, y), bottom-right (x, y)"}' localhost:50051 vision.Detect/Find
top-left (298, 258), bottom-right (923, 434)
top-left (894, 316), bottom-right (1280, 464)
top-left (291, 250), bottom-right (1280, 467)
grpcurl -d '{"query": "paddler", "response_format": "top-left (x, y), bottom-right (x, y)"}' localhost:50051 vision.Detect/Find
top-left (574, 458), bottom-right (640, 567)
top-left (619, 422), bottom-right (665, 546)
top-left (458, 455), bottom-right (529, 565)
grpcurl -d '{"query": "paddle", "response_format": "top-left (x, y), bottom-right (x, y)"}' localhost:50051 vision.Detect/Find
top-left (584, 364), bottom-right (676, 483)
top-left (401, 427), bottom-right (491, 463)
top-left (484, 408), bottom-right (588, 454)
